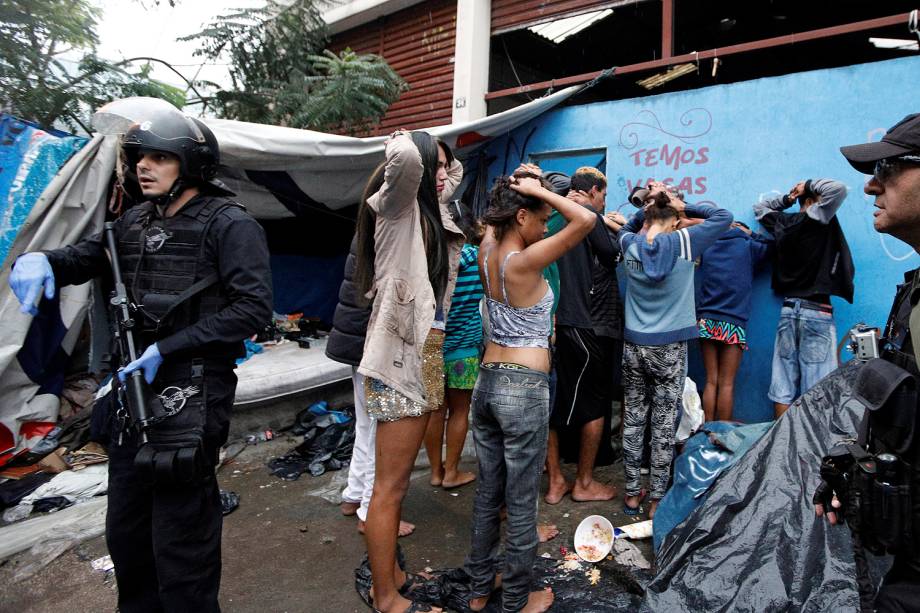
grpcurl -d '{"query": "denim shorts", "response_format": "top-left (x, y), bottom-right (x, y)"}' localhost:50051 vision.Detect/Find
top-left (768, 300), bottom-right (838, 404)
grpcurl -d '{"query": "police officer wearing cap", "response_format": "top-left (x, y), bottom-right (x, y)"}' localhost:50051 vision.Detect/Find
top-left (9, 105), bottom-right (272, 611)
top-left (814, 113), bottom-right (920, 611)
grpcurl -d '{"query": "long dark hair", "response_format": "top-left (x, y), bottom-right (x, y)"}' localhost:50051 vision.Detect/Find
top-left (481, 172), bottom-right (551, 241)
top-left (354, 131), bottom-right (450, 305)
top-left (449, 199), bottom-right (483, 246)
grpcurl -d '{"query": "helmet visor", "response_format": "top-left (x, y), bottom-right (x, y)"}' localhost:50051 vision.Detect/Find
top-left (92, 97), bottom-right (205, 143)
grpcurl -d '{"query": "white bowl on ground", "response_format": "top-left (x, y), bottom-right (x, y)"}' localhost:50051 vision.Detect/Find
top-left (574, 514), bottom-right (614, 563)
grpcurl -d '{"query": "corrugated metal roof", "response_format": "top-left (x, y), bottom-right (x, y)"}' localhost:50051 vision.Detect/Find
top-left (491, 0), bottom-right (649, 35)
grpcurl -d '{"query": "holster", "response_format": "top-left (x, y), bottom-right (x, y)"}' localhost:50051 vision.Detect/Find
top-left (847, 358), bottom-right (917, 555)
top-left (134, 359), bottom-right (209, 485)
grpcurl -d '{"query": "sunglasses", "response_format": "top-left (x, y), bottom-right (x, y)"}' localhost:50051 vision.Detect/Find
top-left (874, 154), bottom-right (920, 183)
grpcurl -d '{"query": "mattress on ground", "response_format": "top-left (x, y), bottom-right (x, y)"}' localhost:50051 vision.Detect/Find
top-left (233, 338), bottom-right (351, 406)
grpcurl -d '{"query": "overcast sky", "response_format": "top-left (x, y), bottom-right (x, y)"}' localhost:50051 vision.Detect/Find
top-left (91, 0), bottom-right (267, 113)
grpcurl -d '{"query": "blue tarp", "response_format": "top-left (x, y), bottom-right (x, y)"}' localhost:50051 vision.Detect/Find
top-left (0, 114), bottom-right (86, 266)
top-left (652, 420), bottom-right (772, 551)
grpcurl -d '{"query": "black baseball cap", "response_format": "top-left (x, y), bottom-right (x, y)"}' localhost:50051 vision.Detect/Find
top-left (840, 113), bottom-right (920, 174)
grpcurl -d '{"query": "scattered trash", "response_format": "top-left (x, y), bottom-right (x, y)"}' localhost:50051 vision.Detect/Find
top-left (236, 337), bottom-right (265, 365)
top-left (612, 539), bottom-right (651, 570)
top-left (91, 555), bottom-right (114, 572)
top-left (31, 496), bottom-right (72, 514)
top-left (303, 470), bottom-right (350, 504)
top-left (675, 377), bottom-right (704, 443)
top-left (267, 403), bottom-right (355, 480)
top-left (65, 442), bottom-right (108, 470)
top-left (0, 497), bottom-right (107, 581)
top-left (562, 513), bottom-right (570, 518)
top-left (37, 448), bottom-right (69, 474)
top-left (614, 519), bottom-right (653, 540)
top-left (220, 490), bottom-right (240, 516)
top-left (561, 553), bottom-right (583, 571)
top-left (245, 429), bottom-right (275, 445)
top-left (355, 550), bottom-right (648, 612)
top-left (574, 515), bottom-right (614, 562)
top-left (220, 442), bottom-right (247, 467)
top-left (0, 472), bottom-right (54, 510)
top-left (3, 464), bottom-right (108, 523)
top-left (449, 492), bottom-right (459, 497)
top-left (29, 426), bottom-right (62, 457)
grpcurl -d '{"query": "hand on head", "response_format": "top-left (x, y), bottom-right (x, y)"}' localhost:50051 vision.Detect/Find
top-left (788, 181), bottom-right (807, 202)
top-left (566, 189), bottom-right (592, 206)
top-left (514, 163), bottom-right (542, 177)
top-left (509, 175), bottom-right (544, 197)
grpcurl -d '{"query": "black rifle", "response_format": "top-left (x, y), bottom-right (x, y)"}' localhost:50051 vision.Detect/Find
top-left (104, 222), bottom-right (165, 442)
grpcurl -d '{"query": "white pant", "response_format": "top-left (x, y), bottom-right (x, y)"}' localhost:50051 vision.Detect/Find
top-left (341, 368), bottom-right (375, 521)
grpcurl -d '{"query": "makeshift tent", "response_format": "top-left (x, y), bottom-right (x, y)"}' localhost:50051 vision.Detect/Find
top-left (0, 86), bottom-right (583, 463)
top-left (645, 361), bottom-right (890, 611)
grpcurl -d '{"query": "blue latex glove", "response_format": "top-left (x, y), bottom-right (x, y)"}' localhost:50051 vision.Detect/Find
top-left (9, 253), bottom-right (55, 315)
top-left (119, 343), bottom-right (163, 385)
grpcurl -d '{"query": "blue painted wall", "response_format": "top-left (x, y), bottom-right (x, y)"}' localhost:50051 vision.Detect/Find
top-left (484, 56), bottom-right (920, 423)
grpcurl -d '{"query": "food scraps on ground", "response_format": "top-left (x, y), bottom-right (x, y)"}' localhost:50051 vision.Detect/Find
top-left (586, 568), bottom-right (601, 586)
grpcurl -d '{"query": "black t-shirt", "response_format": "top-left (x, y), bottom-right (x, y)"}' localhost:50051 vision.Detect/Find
top-left (555, 209), bottom-right (620, 329)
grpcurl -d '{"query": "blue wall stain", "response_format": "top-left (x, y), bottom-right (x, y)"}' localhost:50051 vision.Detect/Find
top-left (483, 56), bottom-right (920, 423)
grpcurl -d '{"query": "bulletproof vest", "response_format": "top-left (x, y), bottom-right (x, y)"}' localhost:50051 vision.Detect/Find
top-left (118, 197), bottom-right (241, 336)
top-left (882, 268), bottom-right (920, 376)
top-left (851, 269), bottom-right (920, 563)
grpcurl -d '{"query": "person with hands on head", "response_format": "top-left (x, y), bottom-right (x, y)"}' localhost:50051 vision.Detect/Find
top-left (814, 112), bottom-right (920, 612)
top-left (543, 167), bottom-right (624, 507)
top-left (619, 183), bottom-right (732, 519)
top-left (696, 220), bottom-right (772, 421)
top-left (9, 99), bottom-right (272, 613)
top-left (753, 176), bottom-right (853, 418)
top-left (353, 128), bottom-right (464, 613)
top-left (464, 170), bottom-right (594, 613)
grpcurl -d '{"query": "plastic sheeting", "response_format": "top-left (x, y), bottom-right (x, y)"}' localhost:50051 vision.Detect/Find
top-left (0, 496), bottom-right (107, 581)
top-left (267, 403), bottom-right (355, 480)
top-left (645, 362), bottom-right (887, 611)
top-left (354, 554), bottom-right (650, 612)
top-left (653, 420), bottom-right (772, 551)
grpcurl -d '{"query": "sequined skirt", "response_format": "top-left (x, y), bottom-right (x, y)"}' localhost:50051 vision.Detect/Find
top-left (365, 332), bottom-right (445, 421)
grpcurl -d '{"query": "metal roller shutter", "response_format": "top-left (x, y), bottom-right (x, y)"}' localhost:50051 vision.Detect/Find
top-left (331, 0), bottom-right (457, 136)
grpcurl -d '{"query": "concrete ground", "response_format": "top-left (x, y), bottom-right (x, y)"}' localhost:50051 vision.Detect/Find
top-left (0, 400), bottom-right (650, 613)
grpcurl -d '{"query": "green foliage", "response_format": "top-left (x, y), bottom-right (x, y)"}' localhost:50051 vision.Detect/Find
top-left (186, 1), bottom-right (406, 133)
top-left (0, 0), bottom-right (186, 132)
top-left (296, 49), bottom-right (408, 134)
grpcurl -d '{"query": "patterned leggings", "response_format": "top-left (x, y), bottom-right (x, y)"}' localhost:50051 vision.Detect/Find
top-left (622, 341), bottom-right (687, 500)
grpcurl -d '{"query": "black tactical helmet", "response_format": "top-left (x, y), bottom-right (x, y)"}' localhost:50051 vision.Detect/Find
top-left (122, 111), bottom-right (220, 183)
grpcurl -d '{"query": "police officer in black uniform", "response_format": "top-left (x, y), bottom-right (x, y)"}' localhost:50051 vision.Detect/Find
top-left (9, 100), bottom-right (272, 612)
top-left (814, 113), bottom-right (920, 612)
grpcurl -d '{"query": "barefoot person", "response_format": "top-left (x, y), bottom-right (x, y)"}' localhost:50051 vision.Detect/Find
top-left (697, 221), bottom-right (772, 421)
top-left (466, 171), bottom-right (594, 612)
top-left (424, 200), bottom-right (483, 489)
top-left (619, 184), bottom-right (732, 518)
top-left (544, 167), bottom-right (622, 505)
top-left (355, 130), bottom-right (464, 613)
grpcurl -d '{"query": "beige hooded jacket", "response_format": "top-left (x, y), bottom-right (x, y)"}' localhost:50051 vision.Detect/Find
top-left (357, 133), bottom-right (464, 405)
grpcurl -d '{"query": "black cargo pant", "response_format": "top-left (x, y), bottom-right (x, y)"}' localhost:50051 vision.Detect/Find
top-left (105, 369), bottom-right (236, 613)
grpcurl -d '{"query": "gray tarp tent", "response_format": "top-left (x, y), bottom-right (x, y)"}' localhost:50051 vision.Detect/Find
top-left (0, 86), bottom-right (581, 456)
